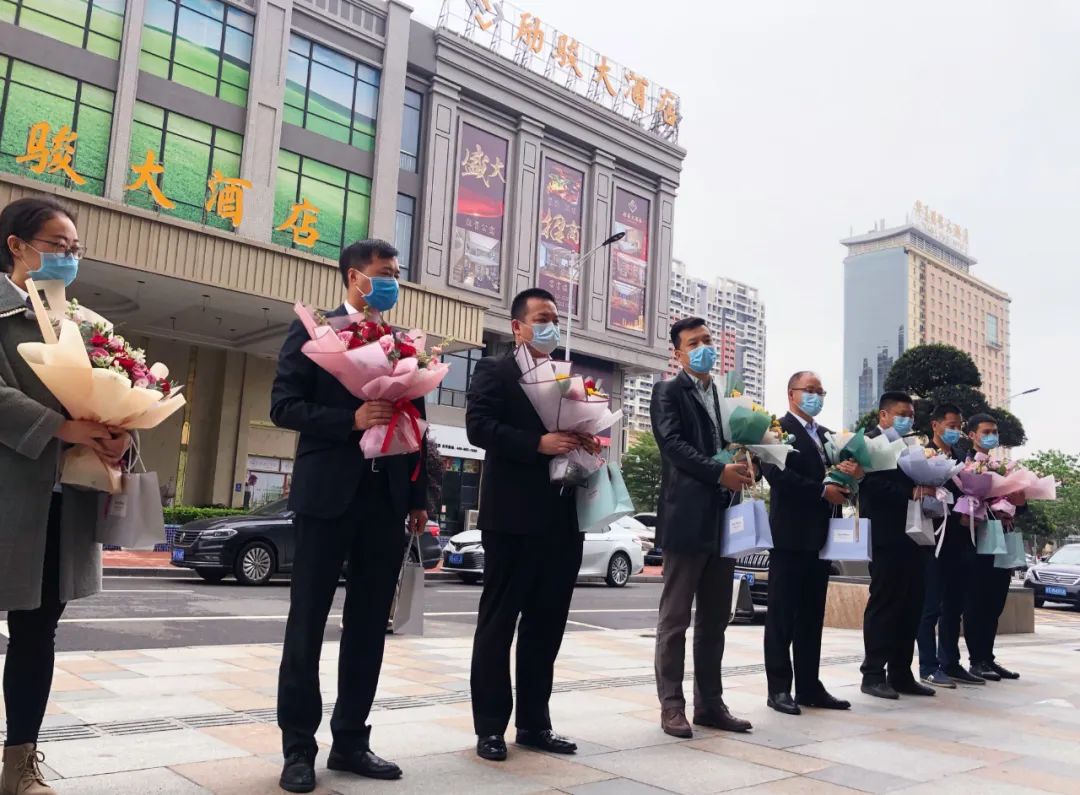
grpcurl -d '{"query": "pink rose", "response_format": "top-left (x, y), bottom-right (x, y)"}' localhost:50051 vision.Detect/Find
top-left (107, 338), bottom-right (125, 353)
top-left (89, 348), bottom-right (112, 366)
top-left (134, 378), bottom-right (150, 389)
top-left (378, 335), bottom-right (394, 355)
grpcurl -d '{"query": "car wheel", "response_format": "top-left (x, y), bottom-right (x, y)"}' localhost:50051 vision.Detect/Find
top-left (234, 542), bottom-right (276, 586)
top-left (196, 570), bottom-right (227, 584)
top-left (829, 563), bottom-right (842, 576)
top-left (1034, 597), bottom-right (1045, 608)
top-left (459, 573), bottom-right (482, 585)
top-left (605, 552), bottom-right (632, 587)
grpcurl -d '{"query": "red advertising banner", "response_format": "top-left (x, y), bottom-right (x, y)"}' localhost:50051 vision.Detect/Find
top-left (609, 188), bottom-right (650, 332)
top-left (537, 159), bottom-right (585, 315)
top-left (450, 124), bottom-right (509, 293)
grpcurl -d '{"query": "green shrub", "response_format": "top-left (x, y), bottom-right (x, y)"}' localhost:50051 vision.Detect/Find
top-left (164, 506), bottom-right (246, 526)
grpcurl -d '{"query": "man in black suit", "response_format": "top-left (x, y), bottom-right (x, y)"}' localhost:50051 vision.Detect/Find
top-left (466, 287), bottom-right (592, 762)
top-left (651, 317), bottom-right (755, 739)
top-left (272, 239), bottom-right (428, 792)
top-left (761, 371), bottom-right (856, 716)
top-left (859, 392), bottom-right (937, 699)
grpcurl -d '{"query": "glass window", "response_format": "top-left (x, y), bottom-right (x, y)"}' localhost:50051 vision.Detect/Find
top-left (272, 150), bottom-right (371, 261)
top-left (284, 34), bottom-right (381, 152)
top-left (1, 0), bottom-right (126, 59)
top-left (0, 57), bottom-right (114, 196)
top-left (124, 100), bottom-right (243, 229)
top-left (139, 0), bottom-right (252, 107)
top-left (400, 88), bottom-right (422, 171)
top-left (986, 313), bottom-right (999, 346)
top-left (429, 349), bottom-right (483, 409)
top-left (395, 194), bottom-right (415, 282)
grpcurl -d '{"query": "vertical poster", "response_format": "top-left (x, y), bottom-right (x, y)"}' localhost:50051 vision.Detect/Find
top-left (450, 123), bottom-right (509, 293)
top-left (609, 188), bottom-right (650, 332)
top-left (537, 159), bottom-right (585, 315)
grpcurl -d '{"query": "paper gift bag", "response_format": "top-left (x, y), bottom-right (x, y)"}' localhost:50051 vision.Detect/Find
top-left (906, 499), bottom-right (936, 546)
top-left (392, 536), bottom-right (424, 635)
top-left (994, 532), bottom-right (1026, 570)
top-left (721, 498), bottom-right (772, 558)
top-left (976, 519), bottom-right (1007, 555)
top-left (95, 470), bottom-right (165, 549)
top-left (820, 515), bottom-right (872, 561)
top-left (576, 462), bottom-right (635, 533)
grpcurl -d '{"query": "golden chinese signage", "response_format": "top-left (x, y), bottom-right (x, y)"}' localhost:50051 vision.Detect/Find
top-left (443, 0), bottom-right (681, 142)
top-left (911, 201), bottom-right (968, 254)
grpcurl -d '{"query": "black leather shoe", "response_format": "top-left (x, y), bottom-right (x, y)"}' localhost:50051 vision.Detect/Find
top-left (944, 665), bottom-right (986, 685)
top-left (515, 729), bottom-right (577, 754)
top-left (279, 752), bottom-right (316, 793)
top-left (970, 662), bottom-right (1001, 682)
top-left (889, 679), bottom-right (936, 697)
top-left (990, 662), bottom-right (1020, 680)
top-left (767, 692), bottom-right (801, 716)
top-left (860, 681), bottom-right (899, 700)
top-left (693, 704), bottom-right (752, 733)
top-left (798, 690), bottom-right (851, 710)
top-left (476, 735), bottom-right (507, 761)
top-left (327, 748), bottom-right (402, 780)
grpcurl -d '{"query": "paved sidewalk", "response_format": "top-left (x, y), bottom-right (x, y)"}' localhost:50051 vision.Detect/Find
top-left (4, 619), bottom-right (1080, 794)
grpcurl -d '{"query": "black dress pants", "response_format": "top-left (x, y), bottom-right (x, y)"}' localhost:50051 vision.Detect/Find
top-left (966, 553), bottom-right (1012, 665)
top-left (4, 493), bottom-right (66, 747)
top-left (763, 548), bottom-right (831, 698)
top-left (278, 472), bottom-right (406, 758)
top-left (470, 530), bottom-right (583, 737)
top-left (861, 543), bottom-right (926, 685)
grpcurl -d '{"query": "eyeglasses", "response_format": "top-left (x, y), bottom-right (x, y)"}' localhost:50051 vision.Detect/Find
top-left (792, 387), bottom-right (827, 397)
top-left (30, 239), bottom-right (85, 260)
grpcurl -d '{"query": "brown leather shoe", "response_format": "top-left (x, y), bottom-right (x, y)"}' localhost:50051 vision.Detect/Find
top-left (660, 708), bottom-right (693, 738)
top-left (693, 704), bottom-right (753, 733)
top-left (1, 744), bottom-right (56, 795)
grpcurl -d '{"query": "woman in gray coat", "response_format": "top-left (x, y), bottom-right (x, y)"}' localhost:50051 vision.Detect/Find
top-left (0, 197), bottom-right (129, 795)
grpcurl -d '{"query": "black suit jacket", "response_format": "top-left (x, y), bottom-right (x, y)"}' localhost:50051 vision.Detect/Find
top-left (270, 305), bottom-right (427, 520)
top-left (465, 352), bottom-right (577, 536)
top-left (860, 427), bottom-right (917, 551)
top-left (650, 372), bottom-right (735, 554)
top-left (762, 412), bottom-right (831, 552)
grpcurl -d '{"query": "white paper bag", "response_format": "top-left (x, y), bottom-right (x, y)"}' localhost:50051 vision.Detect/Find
top-left (95, 471), bottom-right (165, 549)
top-left (392, 536), bottom-right (424, 635)
top-left (820, 515), bottom-right (872, 562)
top-left (905, 499), bottom-right (936, 546)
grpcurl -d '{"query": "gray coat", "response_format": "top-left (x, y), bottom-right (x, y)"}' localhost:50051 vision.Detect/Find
top-left (0, 276), bottom-right (101, 611)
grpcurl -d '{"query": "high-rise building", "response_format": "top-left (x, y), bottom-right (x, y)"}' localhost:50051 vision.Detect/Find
top-left (623, 260), bottom-right (767, 440)
top-left (842, 202), bottom-right (1011, 428)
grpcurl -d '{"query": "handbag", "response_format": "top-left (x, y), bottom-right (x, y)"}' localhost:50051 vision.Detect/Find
top-left (575, 461), bottom-right (635, 533)
top-left (976, 519), bottom-right (1007, 556)
top-left (94, 434), bottom-right (166, 549)
top-left (720, 493), bottom-right (773, 558)
top-left (905, 499), bottom-right (936, 546)
top-left (820, 502), bottom-right (872, 562)
top-left (994, 531), bottom-right (1026, 570)
top-left (391, 534), bottom-right (425, 635)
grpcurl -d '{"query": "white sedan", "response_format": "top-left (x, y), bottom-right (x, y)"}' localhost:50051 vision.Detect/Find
top-left (442, 516), bottom-right (648, 587)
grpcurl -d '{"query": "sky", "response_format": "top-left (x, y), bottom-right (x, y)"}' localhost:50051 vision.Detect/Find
top-left (412, 0), bottom-right (1080, 455)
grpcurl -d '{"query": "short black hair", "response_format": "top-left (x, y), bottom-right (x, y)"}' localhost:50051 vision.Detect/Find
top-left (669, 317), bottom-right (707, 349)
top-left (931, 403), bottom-right (963, 422)
top-left (787, 370), bottom-right (816, 391)
top-left (0, 197), bottom-right (75, 274)
top-left (966, 413), bottom-right (998, 434)
top-left (338, 238), bottom-right (398, 286)
top-left (879, 391), bottom-right (913, 412)
top-left (511, 288), bottom-right (557, 321)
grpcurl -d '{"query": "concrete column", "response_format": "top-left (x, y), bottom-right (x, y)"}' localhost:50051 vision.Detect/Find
top-left (237, 0), bottom-right (294, 241)
top-left (103, 0), bottom-right (146, 200)
top-left (368, 0), bottom-right (412, 239)
top-left (211, 350), bottom-right (247, 506)
top-left (586, 149), bottom-right (616, 331)
top-left (653, 177), bottom-right (677, 351)
top-left (227, 355), bottom-right (257, 509)
top-left (418, 76), bottom-right (460, 287)
top-left (505, 116), bottom-right (544, 301)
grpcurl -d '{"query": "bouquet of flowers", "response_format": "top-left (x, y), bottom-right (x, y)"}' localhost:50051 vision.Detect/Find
top-left (953, 454), bottom-right (1051, 521)
top-left (716, 373), bottom-right (795, 469)
top-left (899, 446), bottom-right (966, 514)
top-left (294, 303), bottom-right (449, 465)
top-left (514, 345), bottom-right (621, 487)
top-left (17, 279), bottom-right (186, 493)
top-left (823, 428), bottom-right (905, 496)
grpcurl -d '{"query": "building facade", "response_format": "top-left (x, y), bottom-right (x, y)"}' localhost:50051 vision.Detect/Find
top-left (841, 203), bottom-right (1011, 428)
top-left (0, 0), bottom-right (684, 533)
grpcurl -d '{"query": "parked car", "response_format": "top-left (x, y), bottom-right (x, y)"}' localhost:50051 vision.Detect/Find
top-left (733, 550), bottom-right (870, 607)
top-left (442, 515), bottom-right (648, 587)
top-left (1024, 543), bottom-right (1080, 608)
top-left (170, 499), bottom-right (442, 585)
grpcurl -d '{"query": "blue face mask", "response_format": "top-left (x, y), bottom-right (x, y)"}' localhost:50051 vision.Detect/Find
top-left (528, 322), bottom-right (560, 355)
top-left (941, 428), bottom-right (962, 447)
top-left (363, 276), bottom-right (399, 312)
top-left (31, 250), bottom-right (79, 287)
top-left (979, 434), bottom-right (1000, 451)
top-left (687, 345), bottom-right (716, 374)
top-left (892, 416), bottom-right (914, 436)
top-left (799, 392), bottom-right (824, 417)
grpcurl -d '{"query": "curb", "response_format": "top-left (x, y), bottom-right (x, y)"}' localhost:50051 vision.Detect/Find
top-left (103, 567), bottom-right (666, 583)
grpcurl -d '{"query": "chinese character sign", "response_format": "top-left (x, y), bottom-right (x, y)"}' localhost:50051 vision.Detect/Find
top-left (608, 189), bottom-right (650, 333)
top-left (450, 124), bottom-right (509, 293)
top-left (537, 159), bottom-right (584, 315)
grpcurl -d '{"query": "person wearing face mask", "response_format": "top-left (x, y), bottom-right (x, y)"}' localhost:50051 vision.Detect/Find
top-left (859, 392), bottom-right (938, 699)
top-left (466, 288), bottom-right (593, 763)
top-left (761, 371), bottom-right (857, 716)
top-left (0, 198), bottom-right (130, 795)
top-left (650, 317), bottom-right (755, 738)
top-left (964, 414), bottom-right (1023, 683)
top-left (273, 239), bottom-right (428, 792)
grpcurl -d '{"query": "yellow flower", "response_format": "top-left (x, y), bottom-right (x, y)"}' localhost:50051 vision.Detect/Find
top-left (554, 374), bottom-right (569, 381)
top-left (730, 389), bottom-right (742, 398)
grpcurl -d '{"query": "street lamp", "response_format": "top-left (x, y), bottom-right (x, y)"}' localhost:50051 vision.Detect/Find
top-left (1006, 387), bottom-right (1040, 404)
top-left (563, 231), bottom-right (626, 360)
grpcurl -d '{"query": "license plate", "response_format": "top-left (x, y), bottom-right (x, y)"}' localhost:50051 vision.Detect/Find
top-left (741, 572), bottom-right (755, 586)
top-left (1045, 585), bottom-right (1068, 597)
top-left (171, 548), bottom-right (185, 562)
top-left (449, 553), bottom-right (463, 565)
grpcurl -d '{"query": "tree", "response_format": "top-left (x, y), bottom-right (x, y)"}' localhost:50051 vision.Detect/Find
top-left (911, 383), bottom-right (989, 438)
top-left (621, 432), bottom-right (662, 513)
top-left (884, 344), bottom-right (981, 396)
top-left (424, 435), bottom-right (445, 515)
top-left (1015, 450), bottom-right (1080, 545)
top-left (989, 406), bottom-right (1027, 448)
top-left (852, 410), bottom-right (878, 433)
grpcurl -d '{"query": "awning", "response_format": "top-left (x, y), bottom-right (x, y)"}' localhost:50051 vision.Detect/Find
top-left (430, 423), bottom-right (485, 460)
